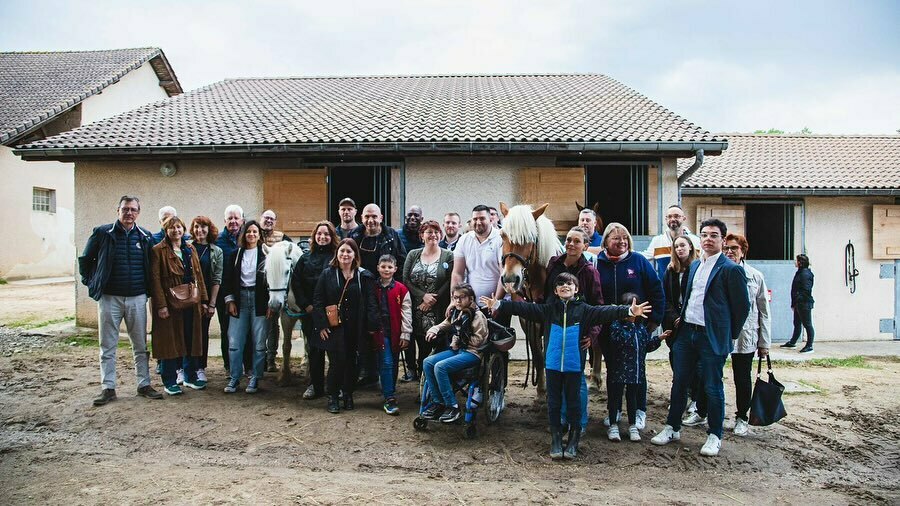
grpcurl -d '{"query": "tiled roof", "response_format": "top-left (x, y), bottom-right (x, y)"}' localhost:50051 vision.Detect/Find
top-left (16, 74), bottom-right (721, 151)
top-left (679, 134), bottom-right (900, 190)
top-left (0, 48), bottom-right (181, 145)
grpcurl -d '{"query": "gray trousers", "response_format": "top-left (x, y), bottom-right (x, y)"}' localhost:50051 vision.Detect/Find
top-left (98, 294), bottom-right (151, 390)
top-left (266, 312), bottom-right (280, 363)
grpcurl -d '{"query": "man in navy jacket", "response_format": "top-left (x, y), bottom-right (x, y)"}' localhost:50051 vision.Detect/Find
top-left (652, 218), bottom-right (750, 457)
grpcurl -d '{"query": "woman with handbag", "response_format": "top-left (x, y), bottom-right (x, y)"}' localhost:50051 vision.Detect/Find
top-left (312, 238), bottom-right (380, 414)
top-left (149, 215), bottom-right (208, 395)
top-left (222, 220), bottom-right (269, 394)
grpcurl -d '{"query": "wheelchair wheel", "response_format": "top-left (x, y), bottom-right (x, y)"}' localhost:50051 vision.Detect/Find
top-left (483, 353), bottom-right (507, 424)
top-left (464, 423), bottom-right (478, 439)
top-left (413, 417), bottom-right (428, 431)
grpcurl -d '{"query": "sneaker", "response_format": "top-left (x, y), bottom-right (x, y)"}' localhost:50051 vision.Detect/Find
top-left (422, 403), bottom-right (444, 421)
top-left (439, 405), bottom-right (461, 423)
top-left (700, 433), bottom-right (722, 456)
top-left (183, 379), bottom-right (207, 390)
top-left (650, 425), bottom-right (681, 446)
top-left (245, 376), bottom-right (259, 394)
top-left (224, 378), bottom-right (239, 393)
top-left (196, 369), bottom-right (208, 382)
top-left (734, 418), bottom-right (750, 436)
top-left (176, 369), bottom-right (185, 385)
top-left (780, 341), bottom-right (797, 348)
top-left (266, 360), bottom-right (277, 373)
top-left (302, 384), bottom-right (319, 400)
top-left (603, 416), bottom-right (610, 427)
top-left (629, 425), bottom-right (641, 442)
top-left (383, 398), bottom-right (400, 416)
top-left (682, 412), bottom-right (708, 427)
top-left (92, 388), bottom-right (116, 406)
top-left (607, 426), bottom-right (621, 442)
top-left (137, 385), bottom-right (163, 400)
top-left (635, 410), bottom-right (647, 430)
top-left (686, 400), bottom-right (698, 414)
top-left (399, 371), bottom-right (418, 383)
top-left (799, 347), bottom-right (814, 354)
top-left (164, 384), bottom-right (183, 396)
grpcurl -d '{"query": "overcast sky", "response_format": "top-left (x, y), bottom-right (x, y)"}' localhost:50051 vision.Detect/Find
top-left (2, 0), bottom-right (898, 135)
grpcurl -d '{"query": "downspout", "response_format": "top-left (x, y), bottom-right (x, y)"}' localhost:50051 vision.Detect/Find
top-left (677, 149), bottom-right (704, 204)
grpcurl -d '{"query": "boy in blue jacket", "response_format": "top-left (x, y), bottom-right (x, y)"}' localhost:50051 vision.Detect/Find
top-left (482, 273), bottom-right (651, 459)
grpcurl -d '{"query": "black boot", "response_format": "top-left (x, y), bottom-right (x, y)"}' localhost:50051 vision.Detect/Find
top-left (564, 427), bottom-right (581, 459)
top-left (327, 395), bottom-right (340, 414)
top-left (780, 341), bottom-right (797, 348)
top-left (550, 429), bottom-right (564, 460)
top-left (343, 393), bottom-right (354, 410)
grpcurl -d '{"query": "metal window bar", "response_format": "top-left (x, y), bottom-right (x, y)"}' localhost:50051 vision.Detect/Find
top-left (630, 165), bottom-right (648, 235)
top-left (32, 187), bottom-right (52, 212)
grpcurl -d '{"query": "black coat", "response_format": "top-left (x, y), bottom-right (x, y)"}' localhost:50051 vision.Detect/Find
top-left (791, 267), bottom-right (815, 308)
top-left (222, 245), bottom-right (269, 317)
top-left (348, 225), bottom-right (407, 280)
top-left (291, 247), bottom-right (335, 311)
top-left (663, 268), bottom-right (689, 332)
top-left (312, 267), bottom-right (380, 352)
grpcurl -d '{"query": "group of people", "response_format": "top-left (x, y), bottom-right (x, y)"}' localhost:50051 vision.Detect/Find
top-left (79, 195), bottom-right (815, 459)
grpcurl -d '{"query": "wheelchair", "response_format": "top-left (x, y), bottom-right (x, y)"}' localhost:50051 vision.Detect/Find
top-left (412, 320), bottom-right (514, 438)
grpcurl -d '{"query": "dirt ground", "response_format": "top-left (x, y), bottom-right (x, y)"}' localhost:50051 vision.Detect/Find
top-left (0, 282), bottom-right (898, 505)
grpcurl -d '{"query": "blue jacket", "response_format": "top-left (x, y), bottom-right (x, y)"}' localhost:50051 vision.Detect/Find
top-left (78, 221), bottom-right (153, 301)
top-left (496, 298), bottom-right (629, 373)
top-left (678, 255), bottom-right (751, 356)
top-left (595, 251), bottom-right (664, 325)
top-left (150, 229), bottom-right (189, 246)
top-left (608, 320), bottom-right (660, 384)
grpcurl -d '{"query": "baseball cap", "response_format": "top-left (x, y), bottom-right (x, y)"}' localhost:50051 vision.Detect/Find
top-left (339, 197), bottom-right (356, 208)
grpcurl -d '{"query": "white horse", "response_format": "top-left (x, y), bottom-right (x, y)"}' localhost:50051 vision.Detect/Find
top-left (263, 241), bottom-right (304, 385)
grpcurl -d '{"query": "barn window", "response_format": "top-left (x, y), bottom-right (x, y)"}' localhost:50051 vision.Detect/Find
top-left (32, 187), bottom-right (55, 213)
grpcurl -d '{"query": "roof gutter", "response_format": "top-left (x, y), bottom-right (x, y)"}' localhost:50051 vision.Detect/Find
top-left (681, 187), bottom-right (900, 196)
top-left (677, 148), bottom-right (704, 188)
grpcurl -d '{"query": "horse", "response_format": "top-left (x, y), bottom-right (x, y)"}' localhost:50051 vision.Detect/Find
top-left (263, 240), bottom-right (304, 386)
top-left (498, 202), bottom-right (564, 396)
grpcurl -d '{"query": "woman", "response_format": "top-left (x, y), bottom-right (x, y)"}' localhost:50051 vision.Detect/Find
top-left (402, 219), bottom-right (454, 382)
top-left (222, 220), bottom-right (268, 394)
top-left (544, 226), bottom-right (604, 434)
top-left (149, 215), bottom-right (208, 395)
top-left (291, 221), bottom-right (339, 400)
top-left (783, 253), bottom-right (815, 353)
top-left (595, 222), bottom-right (664, 438)
top-left (723, 233), bottom-right (770, 436)
top-left (188, 216), bottom-right (223, 385)
top-left (662, 236), bottom-right (697, 336)
top-left (312, 238), bottom-right (379, 413)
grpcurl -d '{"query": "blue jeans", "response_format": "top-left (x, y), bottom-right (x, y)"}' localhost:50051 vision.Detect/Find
top-left (423, 349), bottom-right (480, 407)
top-left (228, 288), bottom-right (267, 382)
top-left (379, 336), bottom-right (400, 400)
top-left (666, 326), bottom-right (728, 438)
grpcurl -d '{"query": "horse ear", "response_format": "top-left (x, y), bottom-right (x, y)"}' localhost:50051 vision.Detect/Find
top-left (593, 202), bottom-right (601, 214)
top-left (532, 203), bottom-right (549, 219)
top-left (575, 201), bottom-right (584, 212)
top-left (499, 202), bottom-right (510, 217)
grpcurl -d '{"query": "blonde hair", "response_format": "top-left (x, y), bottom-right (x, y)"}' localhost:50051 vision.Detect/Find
top-left (601, 222), bottom-right (633, 251)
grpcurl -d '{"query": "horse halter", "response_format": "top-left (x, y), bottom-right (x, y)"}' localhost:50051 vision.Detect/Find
top-left (268, 251), bottom-right (296, 293)
top-left (500, 237), bottom-right (538, 301)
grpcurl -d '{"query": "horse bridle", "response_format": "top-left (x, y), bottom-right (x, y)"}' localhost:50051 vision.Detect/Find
top-left (500, 235), bottom-right (538, 302)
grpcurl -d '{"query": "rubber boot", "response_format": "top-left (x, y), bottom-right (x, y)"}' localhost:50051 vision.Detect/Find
top-left (550, 429), bottom-right (564, 460)
top-left (343, 392), bottom-right (354, 410)
top-left (564, 427), bottom-right (581, 459)
top-left (327, 395), bottom-right (340, 414)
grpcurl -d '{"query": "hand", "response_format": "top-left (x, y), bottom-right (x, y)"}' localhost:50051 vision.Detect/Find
top-left (630, 298), bottom-right (652, 318)
top-left (418, 302), bottom-right (430, 312)
top-left (450, 343), bottom-right (459, 351)
top-left (206, 305), bottom-right (216, 317)
top-left (660, 330), bottom-right (673, 342)
top-left (320, 328), bottom-right (331, 341)
top-left (580, 336), bottom-right (591, 350)
top-left (305, 305), bottom-right (314, 314)
top-left (422, 293), bottom-right (437, 307)
top-left (674, 317), bottom-right (681, 328)
top-left (425, 332), bottom-right (437, 342)
top-left (158, 307), bottom-right (170, 320)
top-left (479, 296), bottom-right (498, 310)
top-left (227, 301), bottom-right (238, 317)
top-left (758, 347), bottom-right (769, 358)
top-left (399, 339), bottom-right (410, 350)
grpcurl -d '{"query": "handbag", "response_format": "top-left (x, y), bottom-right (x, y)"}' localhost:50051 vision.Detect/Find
top-left (168, 282), bottom-right (200, 310)
top-left (324, 276), bottom-right (352, 328)
top-left (749, 354), bottom-right (787, 426)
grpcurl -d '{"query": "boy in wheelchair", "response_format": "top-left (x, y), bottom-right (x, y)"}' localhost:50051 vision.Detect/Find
top-left (482, 272), bottom-right (651, 459)
top-left (420, 283), bottom-right (489, 423)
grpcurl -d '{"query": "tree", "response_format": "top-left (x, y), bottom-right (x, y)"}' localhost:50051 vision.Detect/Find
top-left (753, 128), bottom-right (785, 135)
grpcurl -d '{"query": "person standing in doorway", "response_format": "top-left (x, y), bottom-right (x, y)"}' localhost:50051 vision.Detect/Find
top-left (336, 197), bottom-right (359, 240)
top-left (782, 253), bottom-right (815, 353)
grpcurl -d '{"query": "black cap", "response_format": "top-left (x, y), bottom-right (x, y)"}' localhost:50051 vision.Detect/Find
top-left (338, 197), bottom-right (356, 208)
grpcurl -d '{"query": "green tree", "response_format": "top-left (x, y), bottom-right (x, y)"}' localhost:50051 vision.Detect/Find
top-left (753, 128), bottom-right (785, 134)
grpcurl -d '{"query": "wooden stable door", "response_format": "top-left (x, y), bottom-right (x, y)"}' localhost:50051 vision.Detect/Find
top-left (519, 167), bottom-right (585, 234)
top-left (264, 169), bottom-right (327, 238)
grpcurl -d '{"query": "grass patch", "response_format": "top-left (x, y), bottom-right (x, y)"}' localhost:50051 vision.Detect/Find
top-left (0, 277), bottom-right (7, 285)
top-left (5, 315), bottom-right (75, 330)
top-left (66, 335), bottom-right (131, 348)
top-left (772, 355), bottom-right (873, 369)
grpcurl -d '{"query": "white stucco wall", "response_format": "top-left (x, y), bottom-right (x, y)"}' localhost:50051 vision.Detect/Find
top-left (80, 62), bottom-right (169, 125)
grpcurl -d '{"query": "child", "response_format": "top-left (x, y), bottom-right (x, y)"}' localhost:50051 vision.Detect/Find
top-left (606, 292), bottom-right (662, 442)
top-left (421, 283), bottom-right (489, 424)
top-left (372, 255), bottom-right (412, 415)
top-left (482, 273), bottom-right (651, 459)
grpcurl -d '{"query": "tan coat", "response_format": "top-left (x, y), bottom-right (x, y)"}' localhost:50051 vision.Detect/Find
top-left (149, 240), bottom-right (208, 360)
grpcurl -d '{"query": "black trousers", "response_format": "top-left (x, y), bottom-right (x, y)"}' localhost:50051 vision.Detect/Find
top-left (217, 297), bottom-right (231, 369)
top-left (608, 382), bottom-right (639, 425)
top-left (200, 313), bottom-right (212, 369)
top-left (326, 347), bottom-right (358, 396)
top-left (731, 352), bottom-right (755, 421)
top-left (547, 370), bottom-right (582, 431)
top-left (301, 315), bottom-right (326, 394)
top-left (791, 306), bottom-right (815, 346)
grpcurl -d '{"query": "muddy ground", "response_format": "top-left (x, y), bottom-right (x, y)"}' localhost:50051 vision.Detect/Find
top-left (0, 282), bottom-right (898, 505)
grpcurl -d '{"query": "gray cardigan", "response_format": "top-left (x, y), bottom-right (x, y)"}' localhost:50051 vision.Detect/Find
top-left (403, 247), bottom-right (454, 330)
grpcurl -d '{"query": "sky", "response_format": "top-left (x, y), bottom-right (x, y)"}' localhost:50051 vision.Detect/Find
top-left (2, 0), bottom-right (898, 135)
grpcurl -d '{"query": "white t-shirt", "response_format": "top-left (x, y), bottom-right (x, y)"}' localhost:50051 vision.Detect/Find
top-left (684, 252), bottom-right (722, 326)
top-left (453, 228), bottom-right (503, 303)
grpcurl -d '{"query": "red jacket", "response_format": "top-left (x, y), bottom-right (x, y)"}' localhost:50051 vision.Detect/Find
top-left (372, 280), bottom-right (413, 351)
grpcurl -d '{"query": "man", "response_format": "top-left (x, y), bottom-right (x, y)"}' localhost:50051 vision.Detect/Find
top-left (398, 205), bottom-right (425, 252)
top-left (79, 196), bottom-right (163, 405)
top-left (215, 204), bottom-right (248, 373)
top-left (260, 209), bottom-right (293, 247)
top-left (259, 209), bottom-right (292, 371)
top-left (488, 206), bottom-right (502, 229)
top-left (349, 203), bottom-right (407, 279)
top-left (651, 218), bottom-right (750, 457)
top-left (578, 208), bottom-right (603, 256)
top-left (451, 205), bottom-right (504, 306)
top-left (439, 212), bottom-right (461, 251)
top-left (150, 206), bottom-right (189, 245)
top-left (336, 197), bottom-right (359, 239)
top-left (643, 204), bottom-right (701, 280)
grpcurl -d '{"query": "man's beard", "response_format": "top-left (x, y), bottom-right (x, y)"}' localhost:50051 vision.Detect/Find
top-left (668, 221), bottom-right (681, 231)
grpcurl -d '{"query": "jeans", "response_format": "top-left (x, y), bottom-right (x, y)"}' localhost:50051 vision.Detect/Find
top-left (423, 349), bottom-right (480, 407)
top-left (547, 370), bottom-right (582, 431)
top-left (228, 289), bottom-right (267, 381)
top-left (665, 326), bottom-right (728, 438)
top-left (266, 311), bottom-right (281, 363)
top-left (731, 352), bottom-right (755, 421)
top-left (409, 332), bottom-right (446, 376)
top-left (791, 306), bottom-right (815, 347)
top-left (98, 294), bottom-right (151, 389)
top-left (378, 336), bottom-right (400, 400)
top-left (608, 382), bottom-right (639, 425)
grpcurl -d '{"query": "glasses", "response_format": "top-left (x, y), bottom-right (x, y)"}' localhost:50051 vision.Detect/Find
top-left (120, 207), bottom-right (140, 213)
top-left (723, 246), bottom-right (741, 252)
top-left (452, 295), bottom-right (470, 301)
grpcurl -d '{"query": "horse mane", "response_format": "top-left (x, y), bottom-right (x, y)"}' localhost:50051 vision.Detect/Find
top-left (265, 241), bottom-right (301, 288)
top-left (503, 204), bottom-right (564, 267)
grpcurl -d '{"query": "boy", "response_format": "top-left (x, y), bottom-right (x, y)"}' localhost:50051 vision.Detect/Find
top-left (373, 255), bottom-right (412, 415)
top-left (482, 273), bottom-right (651, 459)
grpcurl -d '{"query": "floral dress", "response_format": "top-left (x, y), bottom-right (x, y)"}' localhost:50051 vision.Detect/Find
top-left (409, 258), bottom-right (439, 335)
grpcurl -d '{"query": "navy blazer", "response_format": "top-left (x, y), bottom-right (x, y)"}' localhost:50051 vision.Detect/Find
top-left (677, 254), bottom-right (751, 356)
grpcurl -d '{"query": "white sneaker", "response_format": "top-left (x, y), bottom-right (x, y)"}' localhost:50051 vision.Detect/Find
top-left (176, 369), bottom-right (185, 385)
top-left (196, 369), bottom-right (207, 382)
top-left (629, 425), bottom-right (641, 442)
top-left (603, 416), bottom-right (610, 427)
top-left (734, 418), bottom-right (750, 436)
top-left (635, 410), bottom-right (646, 430)
top-left (682, 412), bottom-right (707, 427)
top-left (700, 434), bottom-right (722, 456)
top-left (607, 426), bottom-right (621, 442)
top-left (686, 400), bottom-right (697, 414)
top-left (651, 425), bottom-right (681, 446)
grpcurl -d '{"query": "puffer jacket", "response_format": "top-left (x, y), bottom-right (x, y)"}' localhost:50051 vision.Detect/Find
top-left (607, 320), bottom-right (660, 384)
top-left (78, 221), bottom-right (153, 300)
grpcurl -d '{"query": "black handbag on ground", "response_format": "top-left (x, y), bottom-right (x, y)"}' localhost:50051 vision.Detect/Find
top-left (749, 354), bottom-right (787, 426)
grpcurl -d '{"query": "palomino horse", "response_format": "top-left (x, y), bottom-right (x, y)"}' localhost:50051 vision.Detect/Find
top-left (263, 241), bottom-right (303, 385)
top-left (498, 202), bottom-right (563, 395)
